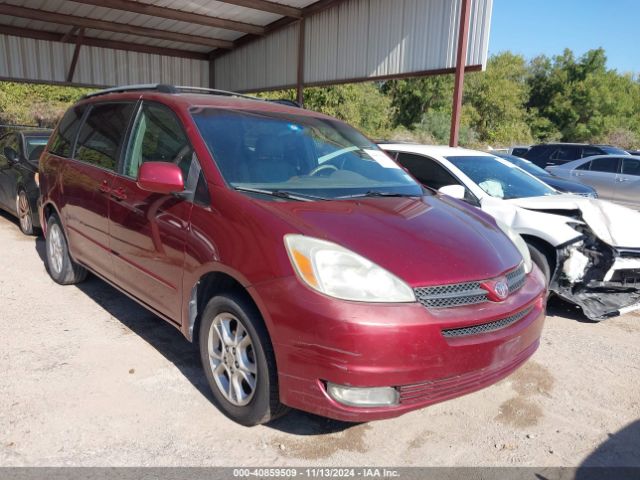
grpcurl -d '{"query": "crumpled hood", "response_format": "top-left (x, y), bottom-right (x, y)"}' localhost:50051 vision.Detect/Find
top-left (255, 195), bottom-right (523, 287)
top-left (505, 195), bottom-right (640, 249)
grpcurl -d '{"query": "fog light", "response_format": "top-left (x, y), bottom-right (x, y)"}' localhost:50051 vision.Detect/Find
top-left (327, 383), bottom-right (399, 407)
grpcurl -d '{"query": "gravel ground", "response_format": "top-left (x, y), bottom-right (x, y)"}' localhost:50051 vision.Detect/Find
top-left (0, 210), bottom-right (639, 467)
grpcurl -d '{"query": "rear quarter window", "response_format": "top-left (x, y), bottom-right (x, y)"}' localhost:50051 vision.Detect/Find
top-left (49, 105), bottom-right (86, 158)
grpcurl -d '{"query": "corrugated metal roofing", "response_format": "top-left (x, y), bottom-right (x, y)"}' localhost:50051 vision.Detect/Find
top-left (0, 0), bottom-right (492, 89)
top-left (215, 0), bottom-right (493, 91)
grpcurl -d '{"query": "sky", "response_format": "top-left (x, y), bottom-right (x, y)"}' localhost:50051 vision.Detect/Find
top-left (489, 0), bottom-right (639, 74)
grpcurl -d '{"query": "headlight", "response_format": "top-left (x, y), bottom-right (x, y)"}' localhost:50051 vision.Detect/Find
top-left (284, 234), bottom-right (415, 302)
top-left (495, 220), bottom-right (533, 274)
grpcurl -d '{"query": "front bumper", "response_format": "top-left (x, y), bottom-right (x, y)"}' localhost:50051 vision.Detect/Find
top-left (249, 266), bottom-right (547, 422)
top-left (553, 240), bottom-right (640, 321)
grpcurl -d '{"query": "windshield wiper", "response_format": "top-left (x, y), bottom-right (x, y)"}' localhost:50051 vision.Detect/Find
top-left (233, 186), bottom-right (328, 202)
top-left (338, 190), bottom-right (417, 199)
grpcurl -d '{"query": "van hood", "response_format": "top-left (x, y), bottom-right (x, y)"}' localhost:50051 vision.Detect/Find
top-left (504, 195), bottom-right (640, 249)
top-left (255, 194), bottom-right (523, 287)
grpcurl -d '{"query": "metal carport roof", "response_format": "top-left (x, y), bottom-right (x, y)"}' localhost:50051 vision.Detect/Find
top-left (0, 0), bottom-right (493, 145)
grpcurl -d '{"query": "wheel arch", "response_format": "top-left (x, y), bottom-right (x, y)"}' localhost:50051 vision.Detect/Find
top-left (186, 270), bottom-right (271, 346)
top-left (521, 234), bottom-right (558, 276)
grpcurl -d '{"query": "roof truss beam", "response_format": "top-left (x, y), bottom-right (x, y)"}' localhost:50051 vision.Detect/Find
top-left (69, 0), bottom-right (265, 35)
top-left (215, 0), bottom-right (302, 18)
top-left (0, 3), bottom-right (234, 49)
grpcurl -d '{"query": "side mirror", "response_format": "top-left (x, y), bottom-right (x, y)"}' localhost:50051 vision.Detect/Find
top-left (137, 162), bottom-right (184, 194)
top-left (4, 147), bottom-right (18, 164)
top-left (438, 184), bottom-right (466, 200)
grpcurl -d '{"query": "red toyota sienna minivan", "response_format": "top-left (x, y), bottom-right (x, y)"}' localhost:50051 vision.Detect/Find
top-left (39, 85), bottom-right (547, 426)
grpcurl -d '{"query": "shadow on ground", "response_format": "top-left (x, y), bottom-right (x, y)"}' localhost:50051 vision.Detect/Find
top-left (33, 236), bottom-right (354, 436)
top-left (574, 419), bottom-right (640, 479)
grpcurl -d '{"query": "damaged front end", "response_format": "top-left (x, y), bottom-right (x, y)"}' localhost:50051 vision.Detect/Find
top-left (551, 223), bottom-right (640, 321)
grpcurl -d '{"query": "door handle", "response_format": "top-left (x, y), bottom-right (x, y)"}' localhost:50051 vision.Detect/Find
top-left (98, 181), bottom-right (111, 194)
top-left (110, 187), bottom-right (127, 201)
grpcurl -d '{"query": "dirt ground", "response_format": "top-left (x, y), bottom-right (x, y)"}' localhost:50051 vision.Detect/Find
top-left (0, 211), bottom-right (639, 468)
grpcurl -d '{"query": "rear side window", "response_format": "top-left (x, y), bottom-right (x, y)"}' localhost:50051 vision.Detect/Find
top-left (582, 146), bottom-right (603, 157)
top-left (75, 103), bottom-right (135, 170)
top-left (551, 146), bottom-right (580, 161)
top-left (622, 158), bottom-right (640, 176)
top-left (49, 105), bottom-right (85, 158)
top-left (590, 157), bottom-right (620, 173)
top-left (123, 103), bottom-right (193, 179)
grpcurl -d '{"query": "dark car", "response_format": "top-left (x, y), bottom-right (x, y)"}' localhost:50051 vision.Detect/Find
top-left (494, 153), bottom-right (597, 198)
top-left (0, 128), bottom-right (51, 234)
top-left (38, 84), bottom-right (546, 426)
top-left (524, 143), bottom-right (629, 168)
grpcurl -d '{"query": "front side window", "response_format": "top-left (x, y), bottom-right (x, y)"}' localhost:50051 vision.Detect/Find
top-left (191, 108), bottom-right (421, 199)
top-left (589, 157), bottom-right (619, 174)
top-left (50, 105), bottom-right (86, 158)
top-left (582, 146), bottom-right (603, 157)
top-left (446, 155), bottom-right (556, 200)
top-left (599, 146), bottom-right (630, 155)
top-left (123, 103), bottom-right (193, 180)
top-left (75, 103), bottom-right (134, 170)
top-left (552, 146), bottom-right (580, 161)
top-left (395, 152), bottom-right (460, 190)
top-left (622, 158), bottom-right (640, 176)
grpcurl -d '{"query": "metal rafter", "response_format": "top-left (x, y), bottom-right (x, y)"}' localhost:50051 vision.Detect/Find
top-left (0, 3), bottom-right (234, 49)
top-left (69, 0), bottom-right (265, 35)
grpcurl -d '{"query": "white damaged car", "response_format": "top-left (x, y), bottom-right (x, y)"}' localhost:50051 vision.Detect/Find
top-left (379, 144), bottom-right (640, 321)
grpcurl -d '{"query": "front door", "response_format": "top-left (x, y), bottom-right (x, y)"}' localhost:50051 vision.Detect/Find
top-left (615, 158), bottom-right (640, 209)
top-left (109, 102), bottom-right (195, 322)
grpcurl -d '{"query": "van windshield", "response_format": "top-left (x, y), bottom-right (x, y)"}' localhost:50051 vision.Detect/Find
top-left (191, 108), bottom-right (422, 200)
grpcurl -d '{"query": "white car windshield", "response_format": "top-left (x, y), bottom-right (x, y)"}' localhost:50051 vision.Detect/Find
top-left (446, 155), bottom-right (557, 200)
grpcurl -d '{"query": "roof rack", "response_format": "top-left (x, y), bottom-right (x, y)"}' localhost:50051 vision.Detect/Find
top-left (82, 84), bottom-right (177, 99)
top-left (81, 84), bottom-right (304, 109)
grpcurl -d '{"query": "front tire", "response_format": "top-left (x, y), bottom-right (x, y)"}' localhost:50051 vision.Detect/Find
top-left (199, 293), bottom-right (288, 426)
top-left (527, 243), bottom-right (552, 286)
top-left (45, 215), bottom-right (88, 285)
top-left (16, 190), bottom-right (34, 236)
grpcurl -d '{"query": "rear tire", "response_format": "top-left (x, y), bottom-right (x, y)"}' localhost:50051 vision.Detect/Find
top-left (16, 190), bottom-right (34, 236)
top-left (45, 215), bottom-right (88, 285)
top-left (199, 293), bottom-right (288, 426)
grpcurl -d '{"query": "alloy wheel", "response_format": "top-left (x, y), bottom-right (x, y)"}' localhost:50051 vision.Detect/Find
top-left (47, 223), bottom-right (64, 275)
top-left (16, 191), bottom-right (32, 233)
top-left (207, 312), bottom-right (258, 406)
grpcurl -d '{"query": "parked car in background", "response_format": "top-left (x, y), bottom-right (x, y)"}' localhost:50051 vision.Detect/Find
top-left (380, 143), bottom-right (640, 321)
top-left (524, 143), bottom-right (629, 168)
top-left (494, 153), bottom-right (597, 197)
top-left (38, 84), bottom-right (547, 426)
top-left (488, 146), bottom-right (530, 157)
top-left (0, 128), bottom-right (51, 234)
top-left (546, 155), bottom-right (640, 210)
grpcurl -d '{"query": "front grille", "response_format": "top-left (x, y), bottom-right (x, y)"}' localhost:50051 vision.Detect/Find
top-left (414, 264), bottom-right (526, 310)
top-left (506, 264), bottom-right (526, 292)
top-left (441, 306), bottom-right (534, 338)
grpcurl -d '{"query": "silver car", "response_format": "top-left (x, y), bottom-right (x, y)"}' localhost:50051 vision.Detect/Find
top-left (547, 155), bottom-right (640, 209)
